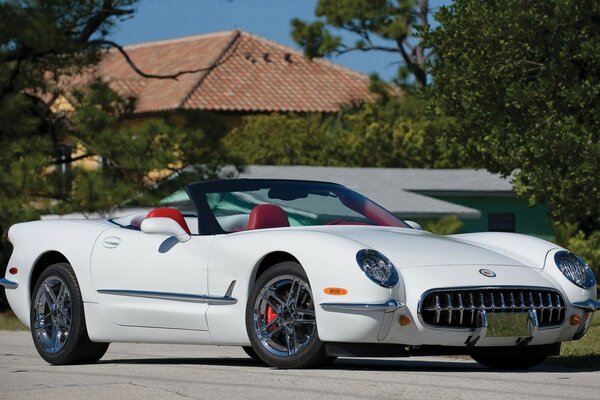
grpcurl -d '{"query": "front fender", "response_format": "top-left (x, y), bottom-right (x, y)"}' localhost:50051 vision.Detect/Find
top-left (205, 228), bottom-right (398, 344)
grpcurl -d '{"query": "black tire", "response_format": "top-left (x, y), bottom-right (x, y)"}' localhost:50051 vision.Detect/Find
top-left (30, 263), bottom-right (109, 365)
top-left (242, 346), bottom-right (265, 363)
top-left (246, 261), bottom-right (334, 368)
top-left (471, 352), bottom-right (548, 370)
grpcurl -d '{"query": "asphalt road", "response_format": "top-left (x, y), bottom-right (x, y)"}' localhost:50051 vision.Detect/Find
top-left (1, 331), bottom-right (599, 400)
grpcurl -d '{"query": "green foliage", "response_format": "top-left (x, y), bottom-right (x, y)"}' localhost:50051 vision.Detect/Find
top-left (224, 93), bottom-right (465, 168)
top-left (0, 311), bottom-right (27, 331)
top-left (555, 314), bottom-right (600, 369)
top-left (60, 83), bottom-right (231, 214)
top-left (291, 0), bottom-right (430, 86)
top-left (426, 0), bottom-right (600, 227)
top-left (566, 231), bottom-right (600, 280)
top-left (0, 1), bottom-right (139, 310)
top-left (553, 222), bottom-right (580, 248)
top-left (419, 215), bottom-right (464, 235)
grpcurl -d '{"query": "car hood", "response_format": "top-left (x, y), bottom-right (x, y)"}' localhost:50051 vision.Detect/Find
top-left (306, 226), bottom-right (535, 269)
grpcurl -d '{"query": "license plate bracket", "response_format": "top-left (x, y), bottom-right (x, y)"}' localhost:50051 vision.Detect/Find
top-left (486, 312), bottom-right (530, 337)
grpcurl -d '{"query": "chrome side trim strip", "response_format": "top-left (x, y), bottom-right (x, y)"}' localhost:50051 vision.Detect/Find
top-left (0, 278), bottom-right (18, 290)
top-left (97, 287), bottom-right (237, 305)
top-left (320, 299), bottom-right (402, 313)
top-left (572, 299), bottom-right (600, 312)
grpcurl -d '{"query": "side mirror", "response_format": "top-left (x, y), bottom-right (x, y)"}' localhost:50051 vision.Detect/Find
top-left (405, 220), bottom-right (423, 231)
top-left (141, 217), bottom-right (191, 243)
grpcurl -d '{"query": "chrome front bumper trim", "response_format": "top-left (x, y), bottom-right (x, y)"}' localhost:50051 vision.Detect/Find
top-left (0, 278), bottom-right (18, 289)
top-left (320, 299), bottom-right (403, 342)
top-left (320, 299), bottom-right (402, 313)
top-left (572, 299), bottom-right (600, 312)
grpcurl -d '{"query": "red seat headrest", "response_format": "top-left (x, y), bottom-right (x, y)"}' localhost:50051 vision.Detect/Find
top-left (247, 204), bottom-right (290, 230)
top-left (146, 207), bottom-right (191, 235)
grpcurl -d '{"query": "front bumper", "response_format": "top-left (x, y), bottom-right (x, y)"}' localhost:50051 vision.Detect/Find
top-left (319, 295), bottom-right (599, 347)
top-left (320, 299), bottom-right (402, 341)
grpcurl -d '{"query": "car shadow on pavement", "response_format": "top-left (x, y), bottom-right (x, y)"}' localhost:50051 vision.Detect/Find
top-left (97, 356), bottom-right (598, 373)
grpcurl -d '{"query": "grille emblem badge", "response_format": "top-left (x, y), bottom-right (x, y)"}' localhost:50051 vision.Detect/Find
top-left (479, 268), bottom-right (496, 278)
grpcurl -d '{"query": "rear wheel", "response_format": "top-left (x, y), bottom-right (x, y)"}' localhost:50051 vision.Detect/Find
top-left (31, 263), bottom-right (109, 365)
top-left (246, 261), bottom-right (335, 368)
top-left (471, 352), bottom-right (548, 370)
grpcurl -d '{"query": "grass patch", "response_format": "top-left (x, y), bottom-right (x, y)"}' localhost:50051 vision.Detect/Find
top-left (0, 311), bottom-right (27, 331)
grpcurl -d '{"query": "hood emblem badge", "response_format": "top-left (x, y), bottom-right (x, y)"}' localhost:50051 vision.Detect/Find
top-left (479, 268), bottom-right (496, 278)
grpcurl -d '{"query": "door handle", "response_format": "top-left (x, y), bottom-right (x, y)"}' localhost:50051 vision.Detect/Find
top-left (103, 236), bottom-right (121, 249)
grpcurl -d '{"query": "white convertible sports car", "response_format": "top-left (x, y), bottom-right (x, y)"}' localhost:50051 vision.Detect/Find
top-left (1, 179), bottom-right (598, 369)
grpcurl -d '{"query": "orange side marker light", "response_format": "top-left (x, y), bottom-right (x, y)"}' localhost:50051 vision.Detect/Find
top-left (569, 314), bottom-right (582, 326)
top-left (323, 287), bottom-right (348, 295)
top-left (399, 315), bottom-right (412, 326)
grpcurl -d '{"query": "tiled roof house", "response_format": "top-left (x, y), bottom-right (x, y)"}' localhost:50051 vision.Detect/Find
top-left (53, 30), bottom-right (375, 115)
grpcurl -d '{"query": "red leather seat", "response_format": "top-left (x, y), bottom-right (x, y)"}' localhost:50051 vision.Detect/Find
top-left (247, 204), bottom-right (290, 230)
top-left (146, 207), bottom-right (191, 234)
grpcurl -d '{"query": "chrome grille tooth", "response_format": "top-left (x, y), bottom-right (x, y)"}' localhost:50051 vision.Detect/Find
top-left (446, 293), bottom-right (453, 324)
top-left (519, 291), bottom-right (525, 311)
top-left (434, 295), bottom-right (441, 324)
top-left (554, 293), bottom-right (563, 323)
top-left (538, 292), bottom-right (545, 322)
top-left (469, 292), bottom-right (475, 325)
top-left (499, 292), bottom-right (506, 310)
top-left (528, 292), bottom-right (534, 309)
top-left (546, 293), bottom-right (553, 323)
top-left (457, 293), bottom-right (464, 325)
top-left (487, 292), bottom-right (495, 311)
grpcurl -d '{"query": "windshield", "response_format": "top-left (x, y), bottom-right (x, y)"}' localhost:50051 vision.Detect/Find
top-left (187, 180), bottom-right (408, 234)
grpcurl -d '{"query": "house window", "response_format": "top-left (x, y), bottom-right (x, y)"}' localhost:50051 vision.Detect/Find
top-left (488, 213), bottom-right (515, 232)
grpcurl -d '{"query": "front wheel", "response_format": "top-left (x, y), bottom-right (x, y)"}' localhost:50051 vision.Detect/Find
top-left (31, 263), bottom-right (109, 365)
top-left (246, 261), bottom-right (334, 368)
top-left (471, 352), bottom-right (548, 370)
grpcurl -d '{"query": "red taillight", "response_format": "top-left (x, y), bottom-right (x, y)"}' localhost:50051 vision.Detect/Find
top-left (8, 267), bottom-right (18, 275)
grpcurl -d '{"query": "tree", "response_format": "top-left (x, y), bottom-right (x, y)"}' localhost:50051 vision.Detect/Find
top-left (223, 91), bottom-right (464, 168)
top-left (291, 0), bottom-right (432, 86)
top-left (426, 0), bottom-right (600, 227)
top-left (0, 0), bottom-right (140, 310)
top-left (0, 1), bottom-right (234, 310)
top-left (62, 83), bottom-right (231, 214)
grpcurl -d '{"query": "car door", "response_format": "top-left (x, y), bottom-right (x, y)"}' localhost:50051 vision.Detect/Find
top-left (91, 227), bottom-right (213, 331)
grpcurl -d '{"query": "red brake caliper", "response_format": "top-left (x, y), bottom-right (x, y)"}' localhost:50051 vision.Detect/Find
top-left (265, 305), bottom-right (278, 332)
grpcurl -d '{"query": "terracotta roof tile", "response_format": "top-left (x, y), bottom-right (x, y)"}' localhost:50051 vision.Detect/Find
top-left (87, 30), bottom-right (375, 113)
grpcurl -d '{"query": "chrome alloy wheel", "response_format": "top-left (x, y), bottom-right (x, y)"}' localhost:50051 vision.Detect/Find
top-left (32, 276), bottom-right (72, 353)
top-left (253, 275), bottom-right (317, 357)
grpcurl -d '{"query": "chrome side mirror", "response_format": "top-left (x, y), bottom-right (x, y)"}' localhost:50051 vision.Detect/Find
top-left (405, 220), bottom-right (423, 230)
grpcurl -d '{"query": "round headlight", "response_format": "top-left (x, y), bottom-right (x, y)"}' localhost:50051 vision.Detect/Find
top-left (356, 249), bottom-right (399, 288)
top-left (554, 251), bottom-right (596, 289)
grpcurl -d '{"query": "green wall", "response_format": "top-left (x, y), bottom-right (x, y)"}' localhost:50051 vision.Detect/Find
top-left (433, 195), bottom-right (554, 240)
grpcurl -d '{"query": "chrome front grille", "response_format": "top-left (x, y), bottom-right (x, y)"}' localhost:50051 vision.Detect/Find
top-left (419, 288), bottom-right (566, 329)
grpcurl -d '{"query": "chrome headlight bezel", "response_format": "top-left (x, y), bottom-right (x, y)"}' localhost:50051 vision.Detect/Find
top-left (356, 249), bottom-right (399, 288)
top-left (554, 251), bottom-right (596, 289)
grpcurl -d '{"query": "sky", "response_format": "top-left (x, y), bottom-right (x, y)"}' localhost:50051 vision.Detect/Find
top-left (110, 0), bottom-right (448, 82)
